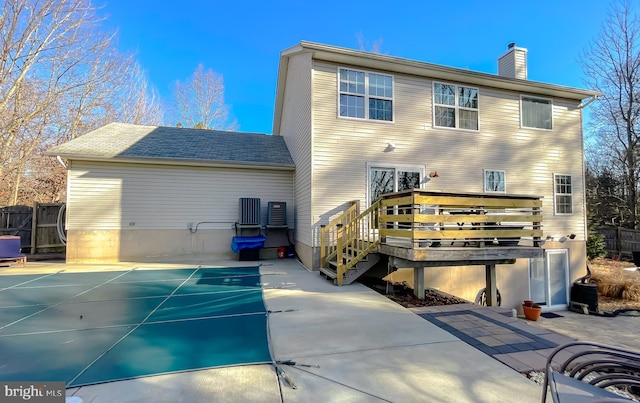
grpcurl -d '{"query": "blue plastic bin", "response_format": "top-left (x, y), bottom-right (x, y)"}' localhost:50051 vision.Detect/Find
top-left (231, 236), bottom-right (266, 253)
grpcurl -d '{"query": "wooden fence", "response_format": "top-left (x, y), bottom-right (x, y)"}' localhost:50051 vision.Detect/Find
top-left (0, 203), bottom-right (66, 254)
top-left (597, 226), bottom-right (640, 258)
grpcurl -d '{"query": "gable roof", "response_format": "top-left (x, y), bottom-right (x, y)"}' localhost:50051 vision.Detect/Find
top-left (273, 41), bottom-right (600, 134)
top-left (48, 123), bottom-right (295, 169)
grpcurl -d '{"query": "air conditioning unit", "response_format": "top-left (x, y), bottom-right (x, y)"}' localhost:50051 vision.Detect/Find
top-left (267, 202), bottom-right (287, 227)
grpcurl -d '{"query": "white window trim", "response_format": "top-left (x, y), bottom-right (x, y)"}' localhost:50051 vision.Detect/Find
top-left (337, 67), bottom-right (395, 123)
top-left (553, 173), bottom-right (573, 215)
top-left (483, 169), bottom-right (506, 193)
top-left (432, 81), bottom-right (480, 132)
top-left (366, 162), bottom-right (425, 206)
top-left (520, 95), bottom-right (553, 131)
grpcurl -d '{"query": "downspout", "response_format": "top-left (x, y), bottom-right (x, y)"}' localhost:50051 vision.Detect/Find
top-left (578, 95), bottom-right (597, 283)
top-left (55, 156), bottom-right (68, 245)
top-left (577, 95), bottom-right (599, 109)
top-left (56, 156), bottom-right (68, 169)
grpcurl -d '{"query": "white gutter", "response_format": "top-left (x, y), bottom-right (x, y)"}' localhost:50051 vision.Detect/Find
top-left (52, 155), bottom-right (296, 171)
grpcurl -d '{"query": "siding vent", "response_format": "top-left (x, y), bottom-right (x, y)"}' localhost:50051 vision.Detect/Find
top-left (498, 43), bottom-right (527, 80)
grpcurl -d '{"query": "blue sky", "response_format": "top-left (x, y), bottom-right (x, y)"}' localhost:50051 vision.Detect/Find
top-left (101, 0), bottom-right (613, 134)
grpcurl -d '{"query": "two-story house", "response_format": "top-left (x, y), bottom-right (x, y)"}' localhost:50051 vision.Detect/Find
top-left (273, 41), bottom-right (598, 309)
top-left (48, 41), bottom-right (599, 311)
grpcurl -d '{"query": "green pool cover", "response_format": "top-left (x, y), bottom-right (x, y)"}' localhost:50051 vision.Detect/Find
top-left (0, 266), bottom-right (272, 387)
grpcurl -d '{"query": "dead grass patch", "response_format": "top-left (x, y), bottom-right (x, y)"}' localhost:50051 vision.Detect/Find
top-left (589, 258), bottom-right (640, 310)
top-left (595, 281), bottom-right (640, 301)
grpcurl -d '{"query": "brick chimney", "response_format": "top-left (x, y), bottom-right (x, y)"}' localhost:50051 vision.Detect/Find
top-left (498, 42), bottom-right (527, 79)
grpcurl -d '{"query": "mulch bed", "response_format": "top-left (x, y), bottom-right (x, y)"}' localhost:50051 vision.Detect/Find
top-left (387, 288), bottom-right (468, 308)
top-left (359, 277), bottom-right (468, 308)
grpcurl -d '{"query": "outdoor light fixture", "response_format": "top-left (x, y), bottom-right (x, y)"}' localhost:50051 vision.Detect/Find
top-left (546, 234), bottom-right (576, 242)
top-left (384, 143), bottom-right (396, 152)
top-left (429, 171), bottom-right (440, 178)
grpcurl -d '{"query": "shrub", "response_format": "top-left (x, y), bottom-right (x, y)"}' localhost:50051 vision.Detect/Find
top-left (587, 222), bottom-right (607, 260)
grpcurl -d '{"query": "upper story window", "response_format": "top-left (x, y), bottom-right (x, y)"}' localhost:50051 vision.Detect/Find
top-left (339, 68), bottom-right (393, 121)
top-left (554, 174), bottom-right (573, 214)
top-left (484, 169), bottom-right (506, 193)
top-left (433, 82), bottom-right (479, 130)
top-left (521, 96), bottom-right (552, 130)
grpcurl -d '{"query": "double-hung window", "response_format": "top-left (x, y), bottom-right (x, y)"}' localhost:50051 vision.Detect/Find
top-left (521, 96), bottom-right (552, 130)
top-left (484, 170), bottom-right (506, 193)
top-left (554, 174), bottom-right (573, 214)
top-left (433, 82), bottom-right (479, 130)
top-left (339, 68), bottom-right (393, 121)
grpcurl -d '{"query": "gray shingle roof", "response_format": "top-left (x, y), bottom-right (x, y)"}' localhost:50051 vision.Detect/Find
top-left (48, 123), bottom-right (294, 168)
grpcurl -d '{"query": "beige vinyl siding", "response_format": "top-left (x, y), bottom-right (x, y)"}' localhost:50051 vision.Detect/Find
top-left (498, 49), bottom-right (527, 79)
top-left (310, 60), bottom-right (585, 246)
top-left (67, 161), bottom-right (294, 231)
top-left (499, 56), bottom-right (515, 79)
top-left (278, 53), bottom-right (313, 246)
top-left (67, 162), bottom-right (122, 229)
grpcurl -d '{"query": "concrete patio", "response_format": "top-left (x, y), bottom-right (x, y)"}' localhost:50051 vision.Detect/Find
top-left (3, 257), bottom-right (546, 402)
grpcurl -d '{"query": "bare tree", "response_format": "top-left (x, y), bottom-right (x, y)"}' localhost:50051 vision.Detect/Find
top-left (583, 0), bottom-right (640, 228)
top-left (118, 63), bottom-right (164, 126)
top-left (356, 32), bottom-right (384, 54)
top-left (0, 0), bottom-right (163, 206)
top-left (170, 64), bottom-right (237, 130)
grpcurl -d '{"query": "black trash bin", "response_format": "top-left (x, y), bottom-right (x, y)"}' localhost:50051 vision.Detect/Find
top-left (633, 251), bottom-right (640, 267)
top-left (571, 282), bottom-right (599, 312)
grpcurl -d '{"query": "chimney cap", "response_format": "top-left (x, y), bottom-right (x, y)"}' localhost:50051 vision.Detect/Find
top-left (508, 42), bottom-right (516, 49)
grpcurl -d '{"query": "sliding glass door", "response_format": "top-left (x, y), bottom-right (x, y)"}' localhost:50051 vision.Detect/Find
top-left (369, 166), bottom-right (422, 205)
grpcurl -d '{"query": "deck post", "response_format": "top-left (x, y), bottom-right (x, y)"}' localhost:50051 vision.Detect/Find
top-left (413, 266), bottom-right (425, 299)
top-left (485, 264), bottom-right (497, 306)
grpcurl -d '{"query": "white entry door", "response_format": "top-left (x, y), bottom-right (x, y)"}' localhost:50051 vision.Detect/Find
top-left (529, 249), bottom-right (570, 308)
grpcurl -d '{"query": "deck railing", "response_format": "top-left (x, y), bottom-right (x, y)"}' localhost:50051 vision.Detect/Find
top-left (378, 190), bottom-right (543, 248)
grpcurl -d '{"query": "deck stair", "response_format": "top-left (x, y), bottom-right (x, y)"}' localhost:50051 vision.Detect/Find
top-left (319, 252), bottom-right (382, 285)
top-left (319, 200), bottom-right (381, 285)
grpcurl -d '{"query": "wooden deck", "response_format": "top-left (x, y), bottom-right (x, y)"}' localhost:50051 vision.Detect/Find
top-left (319, 190), bottom-right (544, 301)
top-left (378, 243), bottom-right (543, 264)
top-left (377, 189), bottom-right (543, 265)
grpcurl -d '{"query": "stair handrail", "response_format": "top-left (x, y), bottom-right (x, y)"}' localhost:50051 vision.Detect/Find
top-left (320, 201), bottom-right (359, 268)
top-left (336, 200), bottom-right (382, 285)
